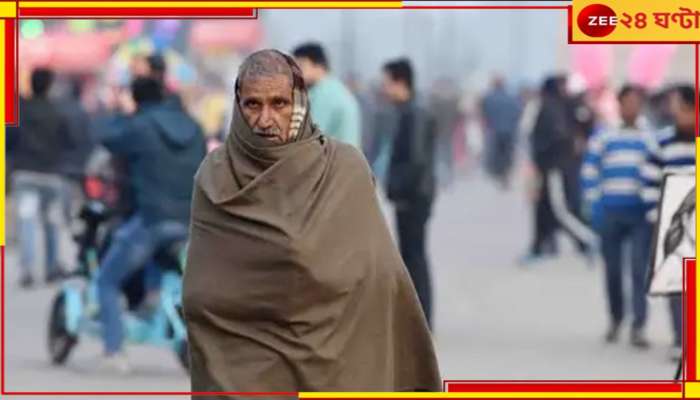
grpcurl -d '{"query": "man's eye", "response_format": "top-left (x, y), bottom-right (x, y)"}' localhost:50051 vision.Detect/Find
top-left (273, 99), bottom-right (289, 107)
top-left (244, 100), bottom-right (261, 109)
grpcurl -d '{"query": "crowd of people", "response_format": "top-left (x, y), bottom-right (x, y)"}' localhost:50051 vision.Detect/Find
top-left (518, 77), bottom-right (696, 359)
top-left (7, 39), bottom-right (697, 379)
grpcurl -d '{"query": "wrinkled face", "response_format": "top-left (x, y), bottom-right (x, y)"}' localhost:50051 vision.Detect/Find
top-left (619, 92), bottom-right (644, 124)
top-left (239, 74), bottom-right (294, 144)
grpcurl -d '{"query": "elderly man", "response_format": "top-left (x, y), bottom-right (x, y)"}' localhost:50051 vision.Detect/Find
top-left (182, 50), bottom-right (440, 396)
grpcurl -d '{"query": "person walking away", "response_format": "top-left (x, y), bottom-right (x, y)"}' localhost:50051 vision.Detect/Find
top-left (581, 85), bottom-right (653, 348)
top-left (95, 76), bottom-right (206, 373)
top-left (293, 42), bottom-right (362, 149)
top-left (429, 78), bottom-right (461, 190)
top-left (481, 75), bottom-right (522, 189)
top-left (367, 86), bottom-right (399, 186)
top-left (382, 58), bottom-right (437, 328)
top-left (641, 85), bottom-right (697, 361)
top-left (522, 75), bottom-right (598, 266)
top-left (7, 68), bottom-right (72, 288)
top-left (565, 85), bottom-right (596, 241)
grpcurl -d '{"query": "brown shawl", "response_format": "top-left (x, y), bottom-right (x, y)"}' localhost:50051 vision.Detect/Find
top-left (182, 53), bottom-right (441, 397)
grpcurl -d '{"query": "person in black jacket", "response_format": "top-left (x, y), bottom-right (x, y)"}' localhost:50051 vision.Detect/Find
top-left (95, 76), bottom-right (206, 372)
top-left (522, 75), bottom-right (597, 266)
top-left (8, 68), bottom-right (72, 288)
top-left (382, 58), bottom-right (436, 327)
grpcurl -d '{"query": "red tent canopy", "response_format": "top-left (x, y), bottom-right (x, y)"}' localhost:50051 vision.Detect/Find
top-left (190, 20), bottom-right (262, 52)
top-left (20, 31), bottom-right (120, 73)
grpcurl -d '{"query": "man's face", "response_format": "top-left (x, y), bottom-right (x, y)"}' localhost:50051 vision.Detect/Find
top-left (295, 57), bottom-right (320, 87)
top-left (381, 72), bottom-right (400, 103)
top-left (619, 92), bottom-right (644, 124)
top-left (130, 56), bottom-right (151, 79)
top-left (671, 92), bottom-right (696, 133)
top-left (239, 74), bottom-right (294, 144)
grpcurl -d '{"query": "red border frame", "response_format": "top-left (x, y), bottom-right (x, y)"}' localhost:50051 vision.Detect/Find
top-left (19, 7), bottom-right (258, 18)
top-left (2, 2), bottom-right (699, 397)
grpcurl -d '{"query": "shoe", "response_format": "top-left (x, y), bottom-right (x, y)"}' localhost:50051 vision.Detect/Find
top-left (19, 274), bottom-right (34, 289)
top-left (99, 352), bottom-right (131, 375)
top-left (630, 328), bottom-right (650, 349)
top-left (518, 253), bottom-right (546, 267)
top-left (605, 322), bottom-right (621, 343)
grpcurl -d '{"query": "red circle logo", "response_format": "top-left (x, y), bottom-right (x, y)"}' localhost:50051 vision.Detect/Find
top-left (577, 4), bottom-right (618, 37)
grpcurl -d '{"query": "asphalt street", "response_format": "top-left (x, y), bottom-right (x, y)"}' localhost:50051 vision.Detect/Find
top-left (2, 171), bottom-right (680, 399)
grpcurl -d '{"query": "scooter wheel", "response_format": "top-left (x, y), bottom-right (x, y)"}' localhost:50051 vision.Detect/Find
top-left (175, 339), bottom-right (190, 371)
top-left (48, 293), bottom-right (78, 365)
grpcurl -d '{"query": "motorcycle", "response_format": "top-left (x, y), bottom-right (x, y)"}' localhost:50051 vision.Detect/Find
top-left (47, 148), bottom-right (190, 370)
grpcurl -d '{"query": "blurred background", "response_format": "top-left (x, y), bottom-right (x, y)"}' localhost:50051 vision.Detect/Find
top-left (5, 10), bottom-right (697, 395)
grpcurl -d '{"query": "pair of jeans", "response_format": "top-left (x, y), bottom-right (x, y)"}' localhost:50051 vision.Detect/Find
top-left (13, 171), bottom-right (65, 279)
top-left (97, 214), bottom-right (188, 354)
top-left (395, 200), bottom-right (433, 328)
top-left (598, 208), bottom-right (652, 330)
top-left (485, 131), bottom-right (515, 182)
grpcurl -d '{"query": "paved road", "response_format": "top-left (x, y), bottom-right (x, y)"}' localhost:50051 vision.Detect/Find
top-left (2, 171), bottom-right (679, 398)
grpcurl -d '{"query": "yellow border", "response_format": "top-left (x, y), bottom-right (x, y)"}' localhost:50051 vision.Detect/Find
top-left (687, 382), bottom-right (700, 398)
top-left (0, 2), bottom-right (15, 18)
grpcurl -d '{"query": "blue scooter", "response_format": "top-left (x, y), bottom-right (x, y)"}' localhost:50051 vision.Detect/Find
top-left (47, 171), bottom-right (189, 371)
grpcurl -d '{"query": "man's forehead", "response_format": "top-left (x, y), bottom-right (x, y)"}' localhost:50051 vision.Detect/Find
top-left (239, 50), bottom-right (293, 81)
top-left (239, 74), bottom-right (293, 96)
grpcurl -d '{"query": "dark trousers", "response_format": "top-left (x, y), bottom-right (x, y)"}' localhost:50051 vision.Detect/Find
top-left (598, 209), bottom-right (651, 329)
top-left (395, 200), bottom-right (433, 328)
top-left (530, 167), bottom-right (594, 255)
top-left (486, 131), bottom-right (515, 182)
top-left (531, 174), bottom-right (558, 255)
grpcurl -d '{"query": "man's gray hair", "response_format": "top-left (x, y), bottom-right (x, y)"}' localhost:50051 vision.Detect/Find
top-left (237, 49), bottom-right (293, 89)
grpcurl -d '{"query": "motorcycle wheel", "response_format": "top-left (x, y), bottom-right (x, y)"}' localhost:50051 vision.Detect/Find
top-left (47, 293), bottom-right (78, 365)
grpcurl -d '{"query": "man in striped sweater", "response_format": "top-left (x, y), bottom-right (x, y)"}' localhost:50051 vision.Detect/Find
top-left (641, 85), bottom-right (697, 359)
top-left (582, 85), bottom-right (654, 348)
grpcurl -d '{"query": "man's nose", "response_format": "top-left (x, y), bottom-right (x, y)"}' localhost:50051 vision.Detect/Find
top-left (259, 106), bottom-right (274, 127)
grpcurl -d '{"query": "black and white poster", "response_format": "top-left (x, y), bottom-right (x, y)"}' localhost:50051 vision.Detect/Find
top-left (648, 174), bottom-right (696, 296)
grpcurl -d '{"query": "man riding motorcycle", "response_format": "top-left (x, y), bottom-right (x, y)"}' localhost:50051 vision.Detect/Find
top-left (96, 76), bottom-right (206, 372)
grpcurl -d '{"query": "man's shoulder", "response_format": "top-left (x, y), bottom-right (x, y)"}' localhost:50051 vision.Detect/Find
top-left (195, 146), bottom-right (226, 181)
top-left (329, 140), bottom-right (375, 186)
top-left (410, 102), bottom-right (437, 129)
top-left (191, 145), bottom-right (235, 206)
top-left (655, 126), bottom-right (677, 145)
top-left (328, 138), bottom-right (367, 167)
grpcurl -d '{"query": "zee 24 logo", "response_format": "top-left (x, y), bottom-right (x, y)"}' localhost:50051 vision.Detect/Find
top-left (577, 3), bottom-right (651, 37)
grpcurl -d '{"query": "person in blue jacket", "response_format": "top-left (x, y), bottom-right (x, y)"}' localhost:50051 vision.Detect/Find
top-left (96, 76), bottom-right (206, 373)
